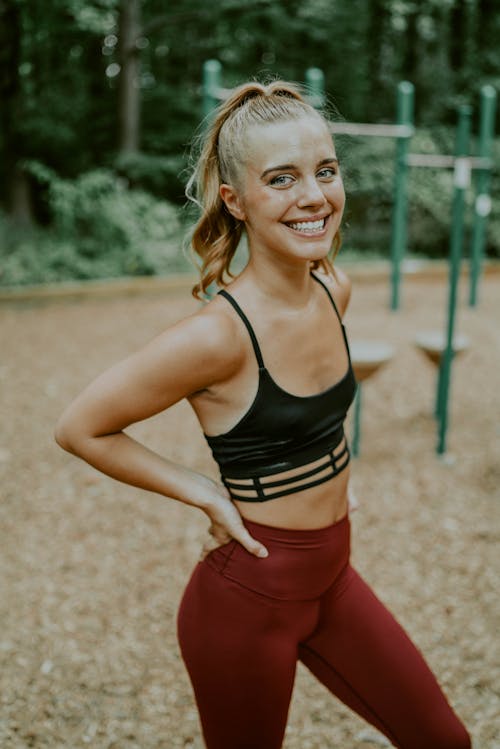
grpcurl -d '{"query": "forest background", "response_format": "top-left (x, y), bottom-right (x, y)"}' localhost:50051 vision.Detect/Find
top-left (1, 0), bottom-right (499, 287)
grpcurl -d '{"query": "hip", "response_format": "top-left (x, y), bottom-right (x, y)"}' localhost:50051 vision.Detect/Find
top-left (204, 510), bottom-right (351, 601)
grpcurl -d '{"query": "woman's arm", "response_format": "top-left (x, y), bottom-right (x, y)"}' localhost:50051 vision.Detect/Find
top-left (54, 308), bottom-right (269, 558)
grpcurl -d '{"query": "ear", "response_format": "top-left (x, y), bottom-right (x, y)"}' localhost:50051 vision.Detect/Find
top-left (220, 183), bottom-right (246, 221)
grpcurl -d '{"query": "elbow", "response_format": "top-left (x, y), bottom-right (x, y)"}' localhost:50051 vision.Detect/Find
top-left (54, 412), bottom-right (115, 456)
top-left (54, 411), bottom-right (86, 455)
top-left (54, 419), bottom-right (76, 454)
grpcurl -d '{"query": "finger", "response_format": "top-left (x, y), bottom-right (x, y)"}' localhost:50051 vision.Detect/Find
top-left (202, 536), bottom-right (220, 553)
top-left (199, 539), bottom-right (219, 561)
top-left (200, 531), bottom-right (231, 558)
top-left (233, 527), bottom-right (268, 558)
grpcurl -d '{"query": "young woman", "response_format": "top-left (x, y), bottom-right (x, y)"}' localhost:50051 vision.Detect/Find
top-left (55, 81), bottom-right (471, 749)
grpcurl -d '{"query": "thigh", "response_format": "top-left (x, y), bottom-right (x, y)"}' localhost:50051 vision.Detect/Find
top-left (298, 566), bottom-right (470, 749)
top-left (177, 558), bottom-right (305, 749)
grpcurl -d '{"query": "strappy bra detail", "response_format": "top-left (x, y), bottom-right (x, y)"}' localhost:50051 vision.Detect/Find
top-left (218, 289), bottom-right (266, 370)
top-left (202, 271), bottom-right (358, 502)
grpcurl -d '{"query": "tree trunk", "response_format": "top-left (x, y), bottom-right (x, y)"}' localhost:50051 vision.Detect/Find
top-left (402, 5), bottom-right (419, 83)
top-left (366, 0), bottom-right (387, 93)
top-left (449, 0), bottom-right (466, 75)
top-left (0, 0), bottom-right (34, 223)
top-left (10, 165), bottom-right (33, 225)
top-left (118, 0), bottom-right (141, 155)
top-left (476, 0), bottom-right (498, 75)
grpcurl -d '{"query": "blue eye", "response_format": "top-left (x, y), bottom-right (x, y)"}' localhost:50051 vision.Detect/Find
top-left (269, 174), bottom-right (294, 186)
top-left (317, 167), bottom-right (338, 179)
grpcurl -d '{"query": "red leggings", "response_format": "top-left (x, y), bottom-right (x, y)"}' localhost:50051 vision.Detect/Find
top-left (177, 513), bottom-right (471, 749)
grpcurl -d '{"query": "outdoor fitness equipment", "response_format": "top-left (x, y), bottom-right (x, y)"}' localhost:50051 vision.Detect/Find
top-left (413, 105), bottom-right (472, 456)
top-left (410, 94), bottom-right (496, 455)
top-left (404, 88), bottom-right (496, 309)
top-left (202, 59), bottom-right (327, 119)
top-left (202, 62), bottom-right (496, 313)
top-left (327, 81), bottom-right (416, 313)
top-left (469, 86), bottom-right (497, 307)
top-left (349, 341), bottom-right (395, 457)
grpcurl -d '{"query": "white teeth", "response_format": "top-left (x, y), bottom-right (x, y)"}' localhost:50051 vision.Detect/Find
top-left (288, 218), bottom-right (326, 233)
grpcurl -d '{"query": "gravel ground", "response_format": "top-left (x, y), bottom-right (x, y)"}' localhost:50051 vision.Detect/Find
top-left (0, 273), bottom-right (499, 749)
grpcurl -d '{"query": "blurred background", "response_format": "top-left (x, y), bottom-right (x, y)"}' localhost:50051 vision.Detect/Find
top-left (1, 5), bottom-right (499, 747)
top-left (1, 0), bottom-right (499, 287)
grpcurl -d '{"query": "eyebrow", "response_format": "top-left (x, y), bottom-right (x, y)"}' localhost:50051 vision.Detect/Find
top-left (260, 157), bottom-right (339, 180)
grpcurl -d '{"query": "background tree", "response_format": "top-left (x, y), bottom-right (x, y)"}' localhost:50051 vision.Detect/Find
top-left (1, 0), bottom-right (498, 285)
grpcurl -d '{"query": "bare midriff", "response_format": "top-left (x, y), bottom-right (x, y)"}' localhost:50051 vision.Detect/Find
top-left (228, 439), bottom-right (350, 530)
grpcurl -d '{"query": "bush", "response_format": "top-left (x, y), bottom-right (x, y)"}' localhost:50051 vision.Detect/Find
top-left (114, 151), bottom-right (187, 203)
top-left (0, 168), bottom-right (192, 287)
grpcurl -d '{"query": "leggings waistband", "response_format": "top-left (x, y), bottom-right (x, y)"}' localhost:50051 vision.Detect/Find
top-left (205, 511), bottom-right (351, 601)
top-left (240, 510), bottom-right (350, 544)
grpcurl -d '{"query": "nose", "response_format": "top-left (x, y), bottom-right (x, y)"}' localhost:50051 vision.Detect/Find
top-left (296, 175), bottom-right (327, 208)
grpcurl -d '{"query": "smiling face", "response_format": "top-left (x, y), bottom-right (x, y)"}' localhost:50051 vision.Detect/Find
top-left (219, 115), bottom-right (345, 268)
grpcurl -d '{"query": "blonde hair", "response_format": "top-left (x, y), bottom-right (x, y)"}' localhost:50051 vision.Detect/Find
top-left (186, 80), bottom-right (341, 301)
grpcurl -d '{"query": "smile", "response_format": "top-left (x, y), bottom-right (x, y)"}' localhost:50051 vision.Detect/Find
top-left (285, 215), bottom-right (330, 234)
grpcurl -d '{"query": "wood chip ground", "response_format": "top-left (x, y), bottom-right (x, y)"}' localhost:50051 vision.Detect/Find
top-left (0, 274), bottom-right (498, 748)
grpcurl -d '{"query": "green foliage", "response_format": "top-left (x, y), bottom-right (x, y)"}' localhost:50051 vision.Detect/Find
top-left (114, 151), bottom-right (187, 202)
top-left (0, 169), bottom-right (190, 286)
top-left (337, 127), bottom-right (500, 258)
top-left (1, 0), bottom-right (499, 284)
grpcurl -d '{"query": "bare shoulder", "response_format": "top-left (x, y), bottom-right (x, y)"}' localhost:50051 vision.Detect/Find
top-left (152, 297), bottom-right (246, 395)
top-left (313, 265), bottom-right (352, 317)
top-left (187, 297), bottom-right (246, 384)
top-left (54, 295), bottom-right (246, 442)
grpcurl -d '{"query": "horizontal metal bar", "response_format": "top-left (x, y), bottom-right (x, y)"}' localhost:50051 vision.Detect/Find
top-left (468, 157), bottom-right (494, 170)
top-left (407, 154), bottom-right (455, 168)
top-left (329, 122), bottom-right (414, 138)
top-left (406, 154), bottom-right (493, 170)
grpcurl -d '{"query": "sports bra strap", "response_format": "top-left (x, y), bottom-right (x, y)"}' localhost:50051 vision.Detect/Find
top-left (217, 289), bottom-right (265, 369)
top-left (310, 272), bottom-right (343, 325)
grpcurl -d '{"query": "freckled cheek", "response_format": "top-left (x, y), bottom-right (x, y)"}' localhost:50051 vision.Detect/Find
top-left (271, 191), bottom-right (294, 209)
top-left (244, 191), bottom-right (290, 219)
top-left (327, 185), bottom-right (345, 217)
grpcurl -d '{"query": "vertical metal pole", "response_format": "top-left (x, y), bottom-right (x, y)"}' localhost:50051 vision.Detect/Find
top-left (435, 350), bottom-right (446, 421)
top-left (389, 81), bottom-right (414, 311)
top-left (469, 85), bottom-right (496, 307)
top-left (305, 67), bottom-right (325, 110)
top-left (202, 59), bottom-right (222, 121)
top-left (437, 104), bottom-right (471, 455)
top-left (351, 384), bottom-right (362, 457)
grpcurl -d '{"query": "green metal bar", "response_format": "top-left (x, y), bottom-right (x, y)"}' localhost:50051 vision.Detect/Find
top-left (469, 85), bottom-right (497, 307)
top-left (202, 59), bottom-right (222, 121)
top-left (437, 104), bottom-right (472, 455)
top-left (351, 384), bottom-right (362, 457)
top-left (389, 82), bottom-right (414, 311)
top-left (305, 67), bottom-right (325, 110)
top-left (435, 359), bottom-right (444, 420)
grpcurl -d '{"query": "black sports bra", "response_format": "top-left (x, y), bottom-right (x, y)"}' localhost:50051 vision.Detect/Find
top-left (203, 272), bottom-right (358, 502)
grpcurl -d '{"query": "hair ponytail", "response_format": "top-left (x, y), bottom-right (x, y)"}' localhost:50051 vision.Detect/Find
top-left (186, 80), bottom-right (340, 300)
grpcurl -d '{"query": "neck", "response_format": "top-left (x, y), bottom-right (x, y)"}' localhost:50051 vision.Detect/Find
top-left (242, 256), bottom-right (319, 311)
